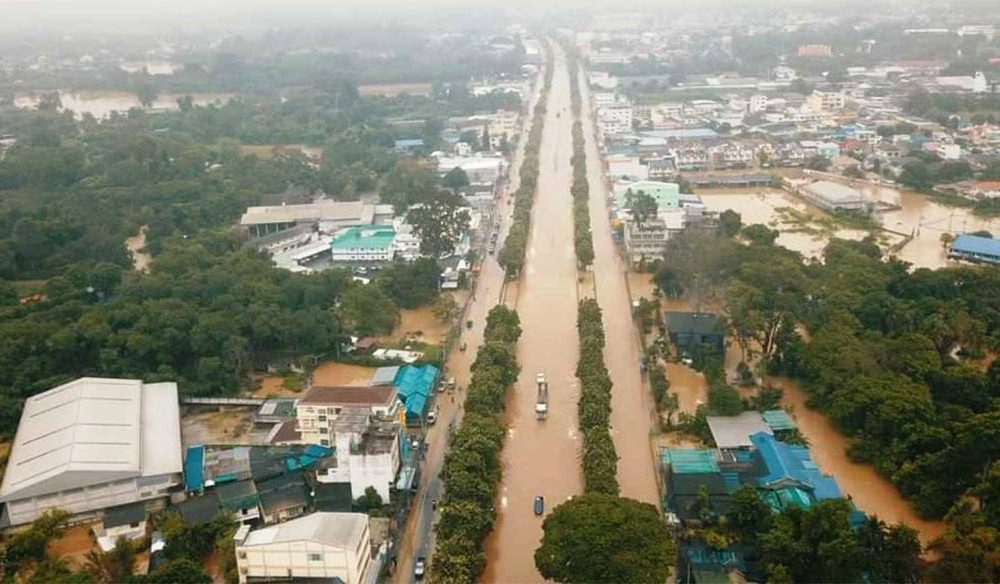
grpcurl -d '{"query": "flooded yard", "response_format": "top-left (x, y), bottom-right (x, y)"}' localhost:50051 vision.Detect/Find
top-left (14, 90), bottom-right (233, 119)
top-left (310, 362), bottom-right (377, 386)
top-left (699, 186), bottom-right (1000, 269)
top-left (771, 376), bottom-right (946, 548)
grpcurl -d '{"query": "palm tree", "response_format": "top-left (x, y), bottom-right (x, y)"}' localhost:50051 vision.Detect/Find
top-left (83, 537), bottom-right (136, 583)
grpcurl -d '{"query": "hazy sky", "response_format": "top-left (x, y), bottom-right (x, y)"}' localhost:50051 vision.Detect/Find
top-left (0, 0), bottom-right (992, 37)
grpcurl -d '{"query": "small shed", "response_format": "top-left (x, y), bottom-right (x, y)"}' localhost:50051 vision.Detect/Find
top-left (666, 311), bottom-right (725, 354)
top-left (98, 502), bottom-right (148, 550)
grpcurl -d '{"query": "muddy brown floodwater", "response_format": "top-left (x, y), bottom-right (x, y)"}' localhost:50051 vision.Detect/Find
top-left (482, 46), bottom-right (585, 583)
top-left (580, 70), bottom-right (660, 505)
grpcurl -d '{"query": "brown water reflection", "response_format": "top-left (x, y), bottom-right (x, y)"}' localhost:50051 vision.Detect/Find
top-left (482, 47), bottom-right (584, 584)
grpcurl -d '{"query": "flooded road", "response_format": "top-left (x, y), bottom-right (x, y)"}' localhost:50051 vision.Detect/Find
top-left (579, 69), bottom-right (660, 505)
top-left (771, 376), bottom-right (946, 547)
top-left (392, 68), bottom-right (543, 583)
top-left (483, 47), bottom-right (584, 583)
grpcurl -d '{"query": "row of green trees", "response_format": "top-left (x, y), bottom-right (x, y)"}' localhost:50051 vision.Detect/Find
top-left (566, 51), bottom-right (595, 268)
top-left (427, 306), bottom-right (522, 583)
top-left (575, 298), bottom-right (619, 495)
top-left (498, 48), bottom-right (554, 276)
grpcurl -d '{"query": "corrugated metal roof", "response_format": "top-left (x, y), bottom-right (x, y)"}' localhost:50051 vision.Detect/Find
top-left (242, 512), bottom-right (368, 550)
top-left (0, 378), bottom-right (181, 503)
top-left (952, 234), bottom-right (1000, 257)
top-left (662, 448), bottom-right (720, 474)
top-left (751, 432), bottom-right (842, 501)
top-left (706, 412), bottom-right (773, 449)
top-left (762, 409), bottom-right (797, 431)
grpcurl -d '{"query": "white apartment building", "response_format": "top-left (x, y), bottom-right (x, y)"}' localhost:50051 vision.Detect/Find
top-left (592, 92), bottom-right (619, 109)
top-left (295, 386), bottom-right (401, 500)
top-left (597, 105), bottom-right (633, 138)
top-left (749, 94), bottom-right (768, 113)
top-left (234, 512), bottom-right (371, 584)
top-left (623, 210), bottom-right (686, 264)
top-left (0, 378), bottom-right (182, 526)
top-left (434, 154), bottom-right (506, 186)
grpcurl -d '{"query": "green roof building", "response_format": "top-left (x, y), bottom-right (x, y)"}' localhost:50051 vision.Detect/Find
top-left (330, 226), bottom-right (397, 262)
top-left (615, 180), bottom-right (681, 211)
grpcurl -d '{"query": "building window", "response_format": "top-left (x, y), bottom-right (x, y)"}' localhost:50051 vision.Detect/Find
top-left (238, 551), bottom-right (247, 559)
top-left (308, 553), bottom-right (323, 562)
top-left (318, 415), bottom-right (327, 422)
top-left (321, 439), bottom-right (330, 447)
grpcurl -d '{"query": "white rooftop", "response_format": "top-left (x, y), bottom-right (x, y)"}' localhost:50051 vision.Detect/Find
top-left (804, 180), bottom-right (865, 204)
top-left (240, 201), bottom-right (373, 226)
top-left (241, 512), bottom-right (368, 550)
top-left (0, 378), bottom-right (182, 502)
top-left (706, 411), bottom-right (773, 449)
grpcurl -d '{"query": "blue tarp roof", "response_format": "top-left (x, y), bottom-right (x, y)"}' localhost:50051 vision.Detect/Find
top-left (184, 445), bottom-right (205, 492)
top-left (394, 364), bottom-right (439, 416)
top-left (952, 234), bottom-right (1000, 257)
top-left (751, 432), bottom-right (842, 501)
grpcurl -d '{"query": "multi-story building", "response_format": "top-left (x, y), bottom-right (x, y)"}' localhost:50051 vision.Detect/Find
top-left (295, 386), bottom-right (401, 500)
top-left (808, 90), bottom-right (846, 113)
top-left (797, 44), bottom-right (832, 58)
top-left (623, 210), bottom-right (686, 264)
top-left (0, 378), bottom-right (183, 527)
top-left (749, 94), bottom-right (768, 113)
top-left (234, 512), bottom-right (372, 584)
top-left (597, 105), bottom-right (634, 138)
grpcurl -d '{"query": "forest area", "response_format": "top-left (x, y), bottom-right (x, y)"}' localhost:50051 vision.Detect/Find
top-left (656, 216), bottom-right (1000, 580)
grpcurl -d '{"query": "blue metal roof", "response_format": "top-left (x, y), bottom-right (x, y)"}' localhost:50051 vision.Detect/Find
top-left (394, 138), bottom-right (425, 148)
top-left (184, 445), bottom-right (205, 492)
top-left (951, 234), bottom-right (1000, 258)
top-left (751, 432), bottom-right (842, 501)
top-left (394, 364), bottom-right (439, 400)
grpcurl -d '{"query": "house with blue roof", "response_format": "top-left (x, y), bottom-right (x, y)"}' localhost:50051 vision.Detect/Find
top-left (393, 364), bottom-right (440, 420)
top-left (394, 138), bottom-right (425, 153)
top-left (750, 431), bottom-right (842, 510)
top-left (949, 234), bottom-right (1000, 265)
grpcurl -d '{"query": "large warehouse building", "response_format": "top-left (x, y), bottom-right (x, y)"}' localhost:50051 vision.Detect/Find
top-left (799, 180), bottom-right (867, 212)
top-left (0, 378), bottom-right (183, 526)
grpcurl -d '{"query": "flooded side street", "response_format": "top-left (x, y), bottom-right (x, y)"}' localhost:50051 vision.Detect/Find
top-left (578, 69), bottom-right (660, 505)
top-left (483, 46), bottom-right (584, 584)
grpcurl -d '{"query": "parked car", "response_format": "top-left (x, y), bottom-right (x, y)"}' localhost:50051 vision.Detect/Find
top-left (427, 407), bottom-right (438, 425)
top-left (415, 557), bottom-right (427, 579)
top-left (534, 496), bottom-right (545, 516)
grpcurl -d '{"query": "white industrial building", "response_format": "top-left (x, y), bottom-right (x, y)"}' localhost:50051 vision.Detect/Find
top-left (434, 154), bottom-right (506, 186)
top-left (0, 378), bottom-right (182, 527)
top-left (240, 201), bottom-right (389, 238)
top-left (234, 512), bottom-right (372, 584)
top-left (597, 104), bottom-right (633, 138)
top-left (798, 181), bottom-right (868, 212)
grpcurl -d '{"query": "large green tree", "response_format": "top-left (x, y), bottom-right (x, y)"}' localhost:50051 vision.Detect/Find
top-left (406, 191), bottom-right (471, 258)
top-left (534, 494), bottom-right (675, 583)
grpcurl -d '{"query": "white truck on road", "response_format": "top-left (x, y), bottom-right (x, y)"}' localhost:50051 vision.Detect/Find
top-left (535, 373), bottom-right (548, 420)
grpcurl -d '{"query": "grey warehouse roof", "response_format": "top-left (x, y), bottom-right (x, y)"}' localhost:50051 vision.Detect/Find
top-left (0, 378), bottom-right (182, 502)
top-left (803, 181), bottom-right (865, 204)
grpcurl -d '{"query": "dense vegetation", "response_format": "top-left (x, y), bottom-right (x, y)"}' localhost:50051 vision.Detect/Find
top-left (498, 49), bottom-right (553, 275)
top-left (534, 494), bottom-right (675, 584)
top-left (428, 306), bottom-right (522, 583)
top-left (566, 49), bottom-right (594, 268)
top-left (576, 298), bottom-right (619, 495)
top-left (657, 224), bottom-right (1000, 577)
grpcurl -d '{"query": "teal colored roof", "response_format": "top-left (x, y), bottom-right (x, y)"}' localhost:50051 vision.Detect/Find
top-left (330, 227), bottom-right (396, 251)
top-left (762, 409), bottom-right (797, 431)
top-left (761, 486), bottom-right (815, 512)
top-left (615, 181), bottom-right (681, 210)
top-left (662, 448), bottom-right (720, 474)
top-left (184, 445), bottom-right (205, 492)
top-left (394, 364), bottom-right (439, 417)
